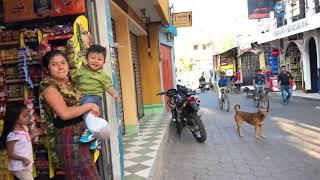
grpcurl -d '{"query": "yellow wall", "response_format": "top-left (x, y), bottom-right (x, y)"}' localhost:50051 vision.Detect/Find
top-left (220, 64), bottom-right (234, 71)
top-left (138, 23), bottom-right (163, 105)
top-left (110, 0), bottom-right (146, 31)
top-left (111, 7), bottom-right (138, 129)
top-left (154, 0), bottom-right (170, 24)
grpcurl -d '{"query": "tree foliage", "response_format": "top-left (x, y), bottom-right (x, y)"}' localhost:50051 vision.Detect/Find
top-left (179, 58), bottom-right (194, 72)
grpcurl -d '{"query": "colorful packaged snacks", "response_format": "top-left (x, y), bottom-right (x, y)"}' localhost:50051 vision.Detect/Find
top-left (6, 84), bottom-right (24, 99)
top-left (30, 67), bottom-right (42, 83)
top-left (0, 49), bottom-right (18, 60)
top-left (66, 15), bottom-right (90, 73)
top-left (5, 66), bottom-right (21, 80)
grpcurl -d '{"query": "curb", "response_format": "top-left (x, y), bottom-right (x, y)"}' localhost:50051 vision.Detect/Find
top-left (148, 118), bottom-right (170, 180)
top-left (269, 92), bottom-right (320, 103)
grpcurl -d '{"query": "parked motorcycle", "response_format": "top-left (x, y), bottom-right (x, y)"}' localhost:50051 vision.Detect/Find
top-left (157, 85), bottom-right (207, 143)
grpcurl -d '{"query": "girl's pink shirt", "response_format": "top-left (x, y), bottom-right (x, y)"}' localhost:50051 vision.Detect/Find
top-left (6, 126), bottom-right (33, 171)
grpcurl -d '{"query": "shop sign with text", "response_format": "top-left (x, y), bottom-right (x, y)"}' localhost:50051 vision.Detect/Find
top-left (4, 0), bottom-right (86, 23)
top-left (259, 13), bottom-right (320, 43)
top-left (173, 11), bottom-right (192, 28)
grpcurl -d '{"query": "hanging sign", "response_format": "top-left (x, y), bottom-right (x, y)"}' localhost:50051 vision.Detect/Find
top-left (173, 11), bottom-right (192, 28)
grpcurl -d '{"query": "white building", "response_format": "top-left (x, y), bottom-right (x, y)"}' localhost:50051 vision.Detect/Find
top-left (259, 0), bottom-right (320, 93)
top-left (192, 41), bottom-right (214, 78)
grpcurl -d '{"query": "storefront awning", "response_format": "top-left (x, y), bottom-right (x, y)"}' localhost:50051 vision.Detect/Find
top-left (238, 49), bottom-right (253, 57)
top-left (213, 46), bottom-right (237, 56)
top-left (259, 13), bottom-right (320, 44)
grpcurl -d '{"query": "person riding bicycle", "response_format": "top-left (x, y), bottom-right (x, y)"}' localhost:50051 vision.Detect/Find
top-left (199, 76), bottom-right (206, 87)
top-left (199, 75), bottom-right (206, 92)
top-left (253, 69), bottom-right (266, 100)
top-left (218, 71), bottom-right (229, 101)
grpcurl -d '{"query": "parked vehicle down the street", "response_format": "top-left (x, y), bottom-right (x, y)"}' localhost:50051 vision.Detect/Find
top-left (157, 84), bottom-right (207, 143)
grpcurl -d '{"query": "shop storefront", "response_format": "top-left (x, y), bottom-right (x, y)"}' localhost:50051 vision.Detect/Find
top-left (216, 47), bottom-right (237, 77)
top-left (239, 52), bottom-right (260, 85)
top-left (0, 1), bottom-right (118, 179)
top-left (285, 42), bottom-right (303, 90)
top-left (259, 10), bottom-right (320, 93)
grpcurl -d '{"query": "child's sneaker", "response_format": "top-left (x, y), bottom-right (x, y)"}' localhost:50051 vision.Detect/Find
top-left (89, 139), bottom-right (101, 150)
top-left (79, 129), bottom-right (95, 143)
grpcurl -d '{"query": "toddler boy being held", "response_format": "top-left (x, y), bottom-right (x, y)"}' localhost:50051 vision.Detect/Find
top-left (73, 44), bottom-right (118, 150)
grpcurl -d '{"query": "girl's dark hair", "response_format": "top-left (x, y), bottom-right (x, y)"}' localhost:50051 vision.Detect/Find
top-left (0, 102), bottom-right (26, 149)
top-left (86, 44), bottom-right (107, 60)
top-left (42, 50), bottom-right (69, 69)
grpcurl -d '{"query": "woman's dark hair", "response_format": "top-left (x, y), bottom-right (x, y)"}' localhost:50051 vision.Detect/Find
top-left (86, 44), bottom-right (107, 60)
top-left (42, 50), bottom-right (69, 69)
top-left (0, 102), bottom-right (26, 149)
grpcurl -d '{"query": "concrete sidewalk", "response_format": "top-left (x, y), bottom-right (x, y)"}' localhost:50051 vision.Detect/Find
top-left (270, 90), bottom-right (320, 102)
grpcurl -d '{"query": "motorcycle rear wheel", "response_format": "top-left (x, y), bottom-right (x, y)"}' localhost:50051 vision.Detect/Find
top-left (176, 121), bottom-right (183, 137)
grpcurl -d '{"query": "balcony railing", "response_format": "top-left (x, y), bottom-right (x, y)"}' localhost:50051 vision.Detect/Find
top-left (316, 0), bottom-right (320, 13)
top-left (264, 3), bottom-right (320, 31)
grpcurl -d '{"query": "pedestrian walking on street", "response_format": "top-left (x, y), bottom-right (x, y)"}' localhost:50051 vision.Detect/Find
top-left (278, 66), bottom-right (293, 105)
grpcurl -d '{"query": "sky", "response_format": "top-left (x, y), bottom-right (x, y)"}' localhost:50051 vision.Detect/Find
top-left (170, 0), bottom-right (264, 45)
top-left (170, 0), bottom-right (262, 84)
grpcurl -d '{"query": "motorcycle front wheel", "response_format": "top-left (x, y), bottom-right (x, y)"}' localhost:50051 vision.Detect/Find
top-left (190, 115), bottom-right (207, 143)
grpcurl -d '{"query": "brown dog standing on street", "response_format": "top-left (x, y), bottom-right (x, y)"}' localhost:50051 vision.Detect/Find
top-left (234, 104), bottom-right (268, 139)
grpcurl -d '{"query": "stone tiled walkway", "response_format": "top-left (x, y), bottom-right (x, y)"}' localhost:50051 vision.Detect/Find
top-left (123, 114), bottom-right (169, 180)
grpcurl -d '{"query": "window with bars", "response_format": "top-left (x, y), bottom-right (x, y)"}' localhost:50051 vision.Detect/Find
top-left (202, 44), bottom-right (207, 50)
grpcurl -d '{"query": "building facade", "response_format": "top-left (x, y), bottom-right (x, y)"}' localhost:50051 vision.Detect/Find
top-left (259, 0), bottom-right (320, 93)
top-left (109, 0), bottom-right (177, 135)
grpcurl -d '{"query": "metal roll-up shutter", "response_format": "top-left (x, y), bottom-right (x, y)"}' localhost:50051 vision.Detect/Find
top-left (111, 19), bottom-right (125, 134)
top-left (241, 52), bottom-right (260, 85)
top-left (130, 33), bottom-right (144, 119)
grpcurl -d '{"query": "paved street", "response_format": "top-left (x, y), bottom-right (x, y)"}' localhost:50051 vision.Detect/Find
top-left (155, 91), bottom-right (320, 180)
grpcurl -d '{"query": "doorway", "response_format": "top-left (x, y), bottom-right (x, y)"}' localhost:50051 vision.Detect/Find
top-left (309, 38), bottom-right (318, 92)
top-left (285, 42), bottom-right (302, 90)
top-left (161, 45), bottom-right (174, 112)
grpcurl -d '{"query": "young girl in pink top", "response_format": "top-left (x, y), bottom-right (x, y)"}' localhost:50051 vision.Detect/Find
top-left (0, 102), bottom-right (43, 180)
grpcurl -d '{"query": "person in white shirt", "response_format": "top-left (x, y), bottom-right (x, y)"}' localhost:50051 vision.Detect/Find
top-left (0, 102), bottom-right (43, 180)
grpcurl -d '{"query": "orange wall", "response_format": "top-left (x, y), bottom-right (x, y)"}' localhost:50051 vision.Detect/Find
top-left (154, 0), bottom-right (170, 24)
top-left (113, 14), bottom-right (138, 126)
top-left (138, 23), bottom-right (163, 105)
